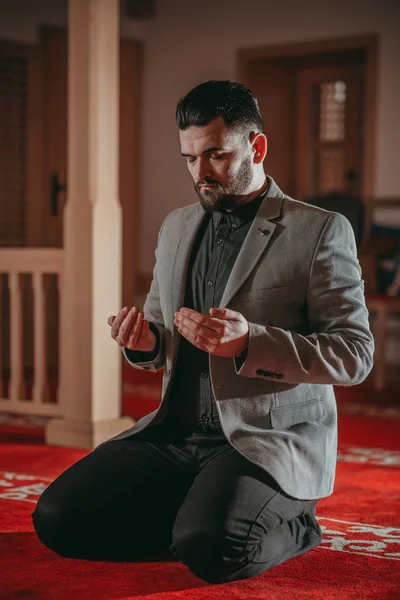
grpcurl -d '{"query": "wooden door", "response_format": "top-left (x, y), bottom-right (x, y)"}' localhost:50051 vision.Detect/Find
top-left (240, 49), bottom-right (368, 202)
top-left (41, 28), bottom-right (68, 248)
top-left (244, 60), bottom-right (297, 197)
top-left (296, 63), bottom-right (365, 200)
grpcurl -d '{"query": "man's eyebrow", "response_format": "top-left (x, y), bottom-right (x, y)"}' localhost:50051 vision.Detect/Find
top-left (180, 146), bottom-right (225, 157)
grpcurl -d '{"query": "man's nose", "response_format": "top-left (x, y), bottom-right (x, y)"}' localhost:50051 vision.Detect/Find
top-left (195, 158), bottom-right (212, 182)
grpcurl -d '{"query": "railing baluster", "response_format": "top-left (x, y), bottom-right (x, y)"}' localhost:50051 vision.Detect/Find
top-left (32, 271), bottom-right (47, 406)
top-left (56, 271), bottom-right (63, 406)
top-left (9, 272), bottom-right (24, 402)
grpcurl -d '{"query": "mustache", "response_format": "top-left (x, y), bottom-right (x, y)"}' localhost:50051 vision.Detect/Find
top-left (197, 181), bottom-right (220, 188)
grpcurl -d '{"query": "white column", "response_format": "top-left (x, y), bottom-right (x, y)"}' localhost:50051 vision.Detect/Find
top-left (46, 0), bottom-right (134, 448)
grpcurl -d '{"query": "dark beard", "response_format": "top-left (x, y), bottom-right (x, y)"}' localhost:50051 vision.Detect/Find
top-left (194, 155), bottom-right (253, 214)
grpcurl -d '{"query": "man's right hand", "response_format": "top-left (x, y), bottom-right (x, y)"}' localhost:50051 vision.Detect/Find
top-left (108, 307), bottom-right (157, 353)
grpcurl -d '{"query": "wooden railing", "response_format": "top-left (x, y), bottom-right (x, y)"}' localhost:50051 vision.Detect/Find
top-left (0, 248), bottom-right (64, 416)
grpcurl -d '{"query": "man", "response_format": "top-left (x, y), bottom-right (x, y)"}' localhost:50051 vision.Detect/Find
top-left (32, 80), bottom-right (374, 584)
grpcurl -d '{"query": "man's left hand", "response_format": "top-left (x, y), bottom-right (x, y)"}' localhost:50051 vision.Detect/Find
top-left (174, 307), bottom-right (249, 357)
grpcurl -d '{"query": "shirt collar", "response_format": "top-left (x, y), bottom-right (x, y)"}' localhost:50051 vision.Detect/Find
top-left (212, 182), bottom-right (269, 231)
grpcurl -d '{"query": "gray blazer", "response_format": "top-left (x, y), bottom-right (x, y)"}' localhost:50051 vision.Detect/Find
top-left (105, 177), bottom-right (374, 500)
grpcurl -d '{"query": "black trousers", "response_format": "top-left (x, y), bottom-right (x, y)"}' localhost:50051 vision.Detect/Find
top-left (32, 423), bottom-right (322, 584)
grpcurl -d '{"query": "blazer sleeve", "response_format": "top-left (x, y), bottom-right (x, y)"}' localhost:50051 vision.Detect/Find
top-left (122, 216), bottom-right (168, 373)
top-left (234, 212), bottom-right (374, 385)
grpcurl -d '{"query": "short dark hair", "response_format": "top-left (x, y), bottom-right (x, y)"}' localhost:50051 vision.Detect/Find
top-left (176, 80), bottom-right (264, 139)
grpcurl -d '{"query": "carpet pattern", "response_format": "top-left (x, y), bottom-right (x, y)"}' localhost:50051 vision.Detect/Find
top-left (0, 376), bottom-right (399, 599)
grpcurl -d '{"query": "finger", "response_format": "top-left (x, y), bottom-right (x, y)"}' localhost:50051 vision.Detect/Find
top-left (116, 307), bottom-right (139, 345)
top-left (135, 317), bottom-right (149, 342)
top-left (108, 316), bottom-right (115, 326)
top-left (210, 307), bottom-right (241, 320)
top-left (175, 311), bottom-right (222, 333)
top-left (175, 317), bottom-right (223, 342)
top-left (111, 306), bottom-right (130, 339)
top-left (126, 312), bottom-right (145, 348)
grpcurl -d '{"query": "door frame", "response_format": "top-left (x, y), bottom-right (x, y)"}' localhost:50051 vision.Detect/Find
top-left (236, 34), bottom-right (378, 202)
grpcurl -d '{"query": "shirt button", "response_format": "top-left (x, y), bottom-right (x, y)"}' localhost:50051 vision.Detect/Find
top-left (201, 372), bottom-right (208, 378)
top-left (216, 238), bottom-right (223, 244)
top-left (232, 223), bottom-right (237, 229)
top-left (207, 280), bottom-right (213, 287)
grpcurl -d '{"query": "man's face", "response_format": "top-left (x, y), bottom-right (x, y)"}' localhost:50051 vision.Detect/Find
top-left (179, 116), bottom-right (255, 213)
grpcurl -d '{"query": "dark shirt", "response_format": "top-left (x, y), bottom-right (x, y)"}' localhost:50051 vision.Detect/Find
top-left (126, 188), bottom-right (267, 434)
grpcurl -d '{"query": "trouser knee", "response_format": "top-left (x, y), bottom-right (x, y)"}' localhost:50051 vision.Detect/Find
top-left (170, 527), bottom-right (260, 584)
top-left (32, 498), bottom-right (75, 558)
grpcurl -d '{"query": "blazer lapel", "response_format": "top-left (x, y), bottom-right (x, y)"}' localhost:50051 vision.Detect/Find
top-left (170, 203), bottom-right (206, 316)
top-left (220, 179), bottom-right (284, 307)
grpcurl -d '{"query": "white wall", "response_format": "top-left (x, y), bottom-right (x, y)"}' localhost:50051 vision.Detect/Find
top-left (0, 0), bottom-right (399, 272)
top-left (0, 0), bottom-right (67, 42)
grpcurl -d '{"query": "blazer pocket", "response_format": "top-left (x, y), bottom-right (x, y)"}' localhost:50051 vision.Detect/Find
top-left (270, 398), bottom-right (325, 429)
top-left (239, 286), bottom-right (290, 303)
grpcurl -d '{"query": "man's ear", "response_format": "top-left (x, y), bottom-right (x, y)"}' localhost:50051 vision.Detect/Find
top-left (251, 133), bottom-right (267, 163)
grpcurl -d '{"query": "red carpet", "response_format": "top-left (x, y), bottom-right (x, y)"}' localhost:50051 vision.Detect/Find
top-left (0, 372), bottom-right (399, 599)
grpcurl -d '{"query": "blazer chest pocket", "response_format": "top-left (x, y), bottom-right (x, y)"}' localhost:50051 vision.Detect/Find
top-left (270, 398), bottom-right (325, 429)
top-left (238, 286), bottom-right (290, 303)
